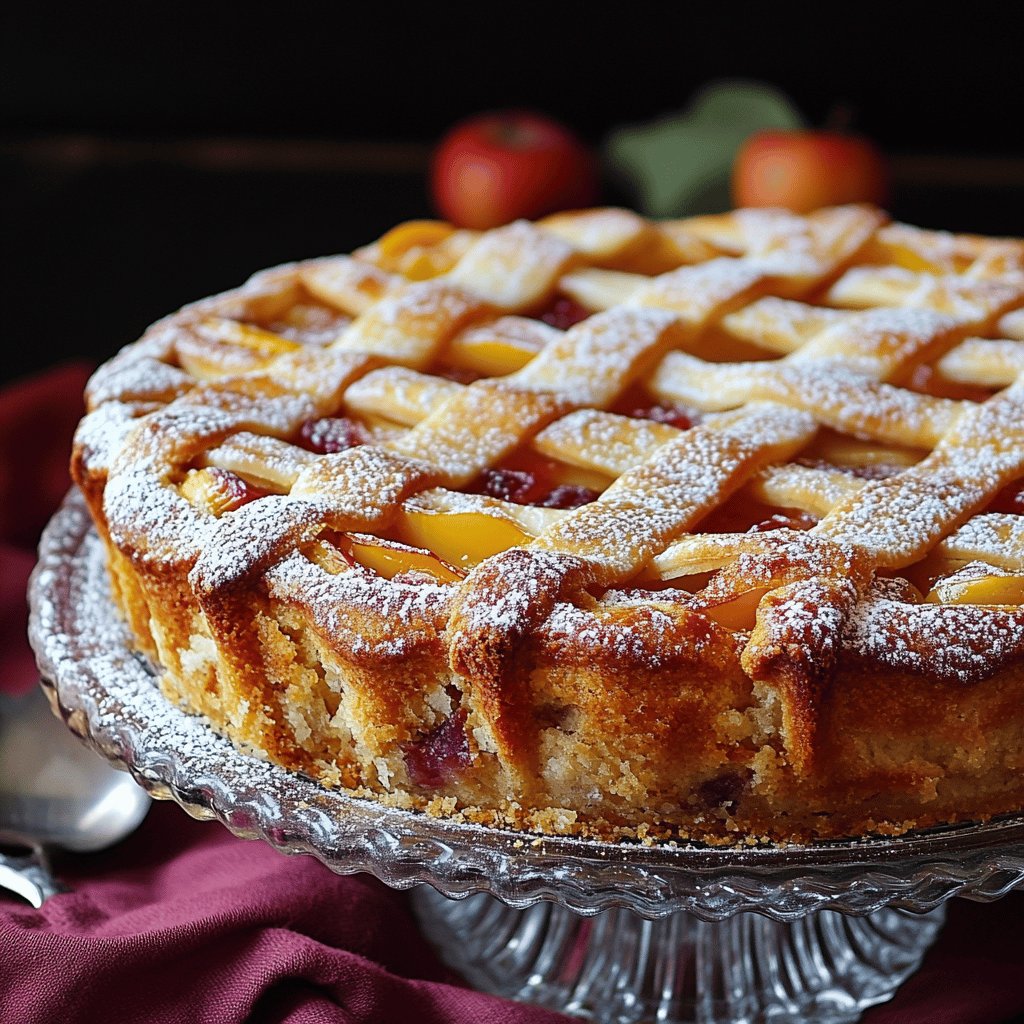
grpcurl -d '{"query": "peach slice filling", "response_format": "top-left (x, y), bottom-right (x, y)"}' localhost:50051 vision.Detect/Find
top-left (176, 318), bottom-right (302, 379)
top-left (924, 562), bottom-right (1024, 606)
top-left (345, 447), bottom-right (604, 578)
top-left (179, 467), bottom-right (269, 516)
top-left (307, 509), bottom-right (533, 583)
top-left (366, 219), bottom-right (470, 280)
top-left (324, 455), bottom-right (600, 581)
top-left (437, 295), bottom-right (591, 379)
top-left (299, 501), bottom-right (540, 584)
top-left (699, 587), bottom-right (772, 632)
top-left (645, 501), bottom-right (821, 630)
top-left (394, 507), bottom-right (533, 571)
top-left (305, 532), bottom-right (464, 585)
top-left (341, 533), bottom-right (464, 584)
top-left (443, 331), bottom-right (542, 377)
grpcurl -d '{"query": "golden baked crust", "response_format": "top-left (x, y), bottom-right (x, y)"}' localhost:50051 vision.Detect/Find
top-left (72, 206), bottom-right (1024, 843)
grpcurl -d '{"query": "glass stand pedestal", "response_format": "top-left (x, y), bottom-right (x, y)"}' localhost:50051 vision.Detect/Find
top-left (414, 889), bottom-right (944, 1024)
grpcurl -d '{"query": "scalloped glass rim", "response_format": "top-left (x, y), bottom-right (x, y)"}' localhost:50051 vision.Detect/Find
top-left (27, 492), bottom-right (1024, 922)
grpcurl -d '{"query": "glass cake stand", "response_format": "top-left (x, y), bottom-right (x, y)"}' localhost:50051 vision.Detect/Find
top-left (28, 493), bottom-right (1024, 1024)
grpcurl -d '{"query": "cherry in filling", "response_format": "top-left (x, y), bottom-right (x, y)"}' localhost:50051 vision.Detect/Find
top-left (436, 365), bottom-right (484, 385)
top-left (610, 382), bottom-right (700, 431)
top-left (297, 416), bottom-right (368, 454)
top-left (537, 295), bottom-right (592, 331)
top-left (626, 404), bottom-right (696, 430)
top-left (403, 709), bottom-right (471, 788)
top-left (747, 509), bottom-right (819, 533)
top-left (696, 771), bottom-right (748, 810)
top-left (700, 492), bottom-right (819, 535)
top-left (471, 450), bottom-right (600, 509)
top-left (796, 456), bottom-right (904, 481)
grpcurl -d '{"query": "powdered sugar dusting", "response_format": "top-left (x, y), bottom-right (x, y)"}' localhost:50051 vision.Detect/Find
top-left (791, 307), bottom-right (959, 378)
top-left (189, 495), bottom-right (324, 592)
top-left (535, 403), bottom-right (814, 579)
top-left (817, 469), bottom-right (991, 564)
top-left (453, 549), bottom-right (581, 638)
top-left (540, 599), bottom-right (724, 670)
top-left (752, 576), bottom-right (857, 668)
top-left (104, 468), bottom-right (213, 566)
top-left (87, 356), bottom-right (194, 408)
top-left (74, 401), bottom-right (156, 476)
top-left (941, 514), bottom-right (1024, 567)
top-left (266, 551), bottom-right (450, 661)
top-left (845, 584), bottom-right (1024, 683)
top-left (627, 258), bottom-right (767, 323)
top-left (512, 306), bottom-right (679, 406)
top-left (447, 219), bottom-right (574, 311)
top-left (819, 382), bottom-right (1024, 563)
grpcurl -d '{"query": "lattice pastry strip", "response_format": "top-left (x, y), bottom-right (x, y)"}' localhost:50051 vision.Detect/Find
top-left (299, 257), bottom-right (397, 315)
top-left (682, 205), bottom-right (885, 269)
top-left (652, 354), bottom-right (963, 447)
top-left (935, 338), bottom-right (1024, 387)
top-left (827, 265), bottom-right (1024, 323)
top-left (817, 379), bottom-right (1024, 566)
top-left (719, 297), bottom-right (851, 355)
top-left (85, 332), bottom-right (196, 409)
top-left (939, 514), bottom-right (1024, 569)
top-left (509, 307), bottom-right (686, 403)
top-left (865, 221), bottom-right (1024, 276)
top-left (387, 381), bottom-right (572, 486)
top-left (529, 404), bottom-right (816, 581)
top-left (784, 307), bottom-right (963, 381)
top-left (329, 282), bottom-right (492, 369)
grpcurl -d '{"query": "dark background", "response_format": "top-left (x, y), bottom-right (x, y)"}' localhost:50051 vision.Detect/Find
top-left (3, 6), bottom-right (1023, 385)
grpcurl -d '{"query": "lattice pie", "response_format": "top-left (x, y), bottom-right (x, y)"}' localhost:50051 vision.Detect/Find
top-left (72, 205), bottom-right (1024, 843)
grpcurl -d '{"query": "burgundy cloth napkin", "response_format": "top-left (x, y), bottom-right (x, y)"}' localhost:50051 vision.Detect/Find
top-left (1, 365), bottom-right (1023, 1024)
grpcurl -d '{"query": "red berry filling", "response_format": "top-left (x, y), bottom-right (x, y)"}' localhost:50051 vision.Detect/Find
top-left (298, 417), bottom-right (367, 454)
top-left (540, 484), bottom-right (600, 509)
top-left (477, 467), bottom-right (543, 504)
top-left (403, 709), bottom-right (471, 788)
top-left (747, 510), bottom-right (819, 533)
top-left (538, 296), bottom-right (592, 331)
top-left (437, 366), bottom-right (482, 385)
top-left (797, 457), bottom-right (904, 481)
top-left (696, 771), bottom-right (747, 810)
top-left (627, 404), bottom-right (697, 431)
top-left (472, 466), bottom-right (599, 509)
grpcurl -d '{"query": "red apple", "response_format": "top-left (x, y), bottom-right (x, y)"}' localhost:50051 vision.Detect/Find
top-left (431, 110), bottom-right (599, 229)
top-left (732, 130), bottom-right (889, 213)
